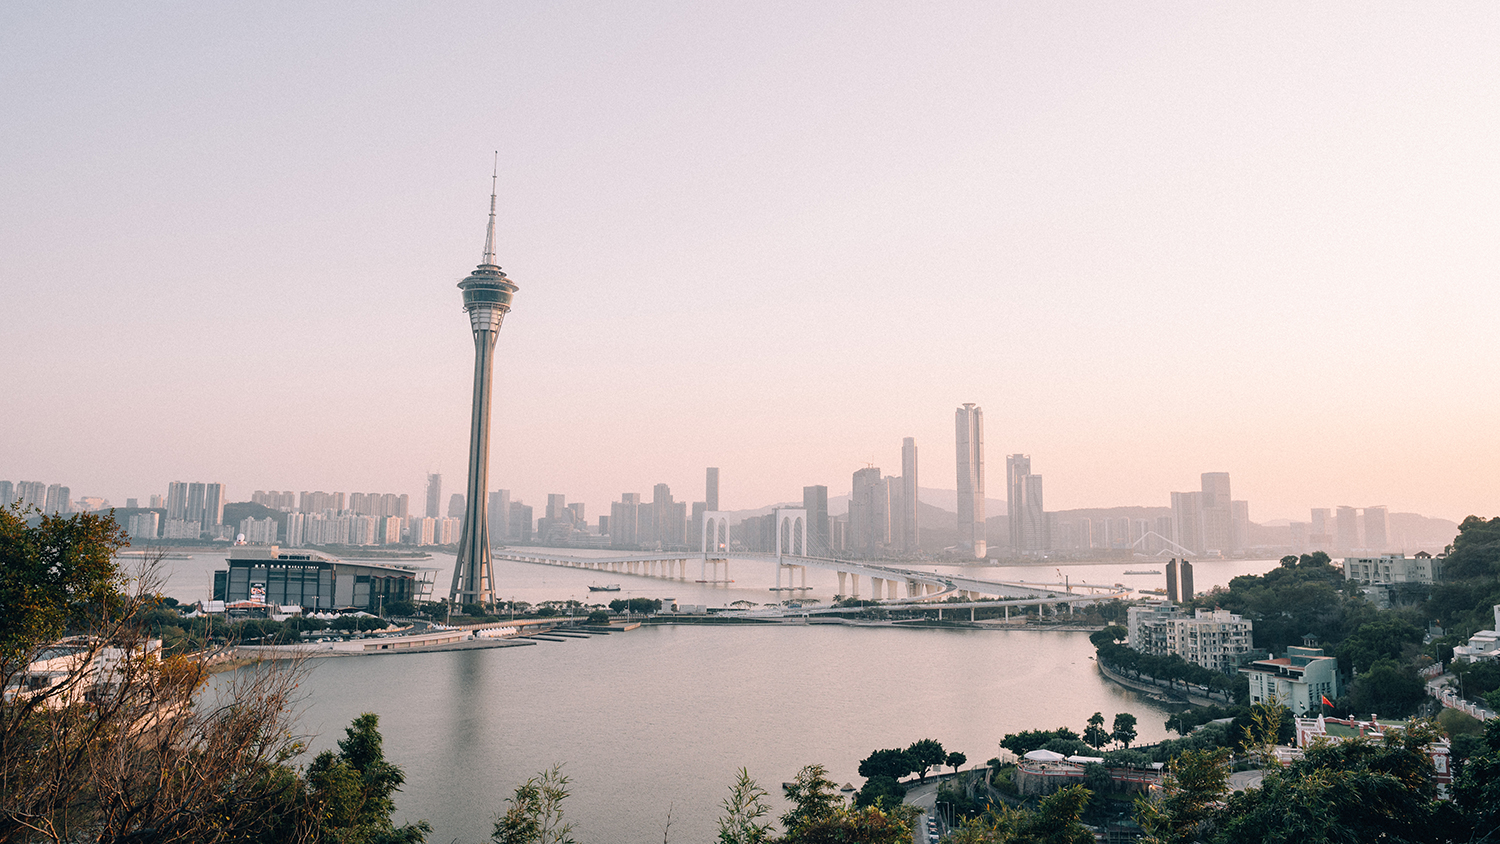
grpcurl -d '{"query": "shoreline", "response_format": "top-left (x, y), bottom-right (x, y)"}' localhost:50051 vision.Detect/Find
top-left (1094, 659), bottom-right (1225, 708)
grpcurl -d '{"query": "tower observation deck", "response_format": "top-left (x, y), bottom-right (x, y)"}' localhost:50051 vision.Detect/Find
top-left (450, 164), bottom-right (519, 606)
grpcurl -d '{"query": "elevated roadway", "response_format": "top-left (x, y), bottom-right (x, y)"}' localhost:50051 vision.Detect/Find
top-left (496, 549), bottom-right (1129, 609)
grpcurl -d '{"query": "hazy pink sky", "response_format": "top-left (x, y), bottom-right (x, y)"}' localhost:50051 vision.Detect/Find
top-left (2, 3), bottom-right (1496, 523)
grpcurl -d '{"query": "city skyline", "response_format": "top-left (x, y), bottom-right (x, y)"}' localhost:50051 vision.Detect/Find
top-left (3, 5), bottom-right (1498, 525)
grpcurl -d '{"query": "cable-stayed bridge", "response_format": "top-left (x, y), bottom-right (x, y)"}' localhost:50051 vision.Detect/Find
top-left (492, 548), bottom-right (1129, 610)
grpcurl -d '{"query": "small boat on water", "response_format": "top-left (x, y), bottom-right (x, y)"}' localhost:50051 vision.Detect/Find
top-left (587, 584), bottom-right (621, 592)
top-left (1123, 569), bottom-right (1162, 575)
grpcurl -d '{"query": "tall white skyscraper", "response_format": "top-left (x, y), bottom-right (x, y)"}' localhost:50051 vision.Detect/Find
top-left (1171, 491), bottom-right (1203, 554)
top-left (43, 483), bottom-right (70, 514)
top-left (850, 466), bottom-right (889, 555)
top-left (1200, 472), bottom-right (1232, 554)
top-left (955, 403), bottom-right (985, 559)
top-left (1021, 473), bottom-right (1046, 552)
top-left (900, 437), bottom-right (919, 552)
top-left (1006, 454), bottom-right (1030, 552)
top-left (166, 481), bottom-right (189, 522)
top-left (1364, 506), bottom-right (1388, 552)
top-left (203, 483), bottom-right (224, 528)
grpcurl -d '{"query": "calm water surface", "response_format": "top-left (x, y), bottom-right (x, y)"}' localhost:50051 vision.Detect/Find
top-left (176, 549), bottom-right (1282, 843)
top-left (277, 625), bottom-right (1173, 844)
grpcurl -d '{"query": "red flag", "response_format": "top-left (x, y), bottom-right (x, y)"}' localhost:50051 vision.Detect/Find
top-left (1321, 695), bottom-right (1334, 708)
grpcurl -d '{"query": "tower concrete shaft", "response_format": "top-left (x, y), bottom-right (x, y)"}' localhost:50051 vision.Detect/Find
top-left (450, 173), bottom-right (519, 606)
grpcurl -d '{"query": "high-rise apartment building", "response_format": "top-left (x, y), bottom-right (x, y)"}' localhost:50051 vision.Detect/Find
top-left (639, 484), bottom-right (686, 548)
top-left (850, 467), bottom-right (888, 556)
top-left (448, 493), bottom-right (466, 518)
top-left (611, 493), bottom-right (641, 547)
top-left (43, 484), bottom-right (70, 515)
top-left (1363, 506), bottom-right (1388, 553)
top-left (900, 438), bottom-right (919, 552)
top-left (298, 491), bottom-right (344, 514)
top-left (166, 481), bottom-right (189, 522)
top-left (425, 473), bottom-right (442, 519)
top-left (1200, 472), bottom-right (1232, 555)
top-left (1005, 455), bottom-right (1047, 554)
top-left (1310, 508), bottom-right (1333, 550)
top-left (803, 485), bottom-right (830, 557)
top-left (186, 482), bottom-right (207, 528)
top-left (1171, 491), bottom-right (1203, 554)
top-left (705, 468), bottom-right (719, 512)
top-left (203, 483), bottom-right (224, 528)
top-left (16, 481), bottom-right (46, 510)
top-left (489, 490), bottom-right (511, 544)
top-left (125, 512), bottom-right (159, 540)
top-left (1021, 474), bottom-right (1046, 552)
top-left (955, 403), bottom-right (986, 559)
top-left (1006, 454), bottom-right (1030, 552)
top-left (885, 476), bottom-right (906, 554)
top-left (0, 481), bottom-right (13, 508)
top-left (1230, 500), bottom-right (1250, 554)
top-left (546, 494), bottom-right (568, 523)
top-left (510, 503), bottom-right (533, 543)
top-left (1336, 506), bottom-right (1359, 552)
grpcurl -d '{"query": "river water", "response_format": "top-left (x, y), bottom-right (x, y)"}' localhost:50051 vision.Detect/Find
top-left (171, 549), bottom-right (1281, 843)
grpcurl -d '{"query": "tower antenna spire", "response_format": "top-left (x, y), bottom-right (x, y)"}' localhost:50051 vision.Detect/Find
top-left (483, 151), bottom-right (499, 265)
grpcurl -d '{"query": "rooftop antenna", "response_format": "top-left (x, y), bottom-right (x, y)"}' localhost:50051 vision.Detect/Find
top-left (482, 151), bottom-right (499, 266)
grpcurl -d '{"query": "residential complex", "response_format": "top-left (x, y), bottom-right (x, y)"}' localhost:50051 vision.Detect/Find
top-left (1126, 604), bottom-right (1253, 672)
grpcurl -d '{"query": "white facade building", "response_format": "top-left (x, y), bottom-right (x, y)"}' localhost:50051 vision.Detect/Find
top-left (238, 517), bottom-right (279, 545)
top-left (1343, 553), bottom-right (1438, 586)
top-left (1127, 605), bottom-right (1254, 672)
top-left (1241, 646), bottom-right (1341, 715)
top-left (126, 512), bottom-right (160, 541)
top-left (1453, 605), bottom-right (1500, 664)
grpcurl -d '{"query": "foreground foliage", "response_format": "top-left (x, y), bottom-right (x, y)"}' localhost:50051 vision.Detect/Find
top-left (0, 505), bottom-right (426, 844)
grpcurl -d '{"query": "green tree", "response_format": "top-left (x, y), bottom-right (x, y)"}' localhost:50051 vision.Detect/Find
top-left (857, 748), bottom-right (913, 781)
top-left (493, 765), bottom-right (575, 844)
top-left (1135, 748), bottom-right (1229, 844)
top-left (307, 712), bottom-right (431, 844)
top-left (1014, 785), bottom-right (1094, 844)
top-left (1000, 728), bottom-right (1081, 757)
top-left (853, 775), bottom-right (905, 809)
top-left (1216, 721), bottom-right (1457, 844)
top-left (906, 738), bottom-right (946, 781)
top-left (0, 505), bottom-right (128, 655)
top-left (782, 803), bottom-right (917, 844)
top-left (1345, 659), bottom-right (1427, 718)
top-left (1454, 717), bottom-right (1500, 844)
top-left (946, 750), bottom-right (968, 776)
top-left (1083, 712), bottom-right (1109, 750)
top-left (1454, 659), bottom-right (1500, 700)
top-left (1111, 713), bottom-right (1138, 749)
top-left (0, 508), bottom-right (325, 843)
top-left (716, 768), bottom-right (773, 844)
top-left (779, 764), bottom-right (843, 837)
top-left (1335, 617), bottom-right (1424, 674)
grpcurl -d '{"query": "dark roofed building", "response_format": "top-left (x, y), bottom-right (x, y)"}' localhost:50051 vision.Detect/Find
top-left (213, 546), bottom-right (433, 612)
